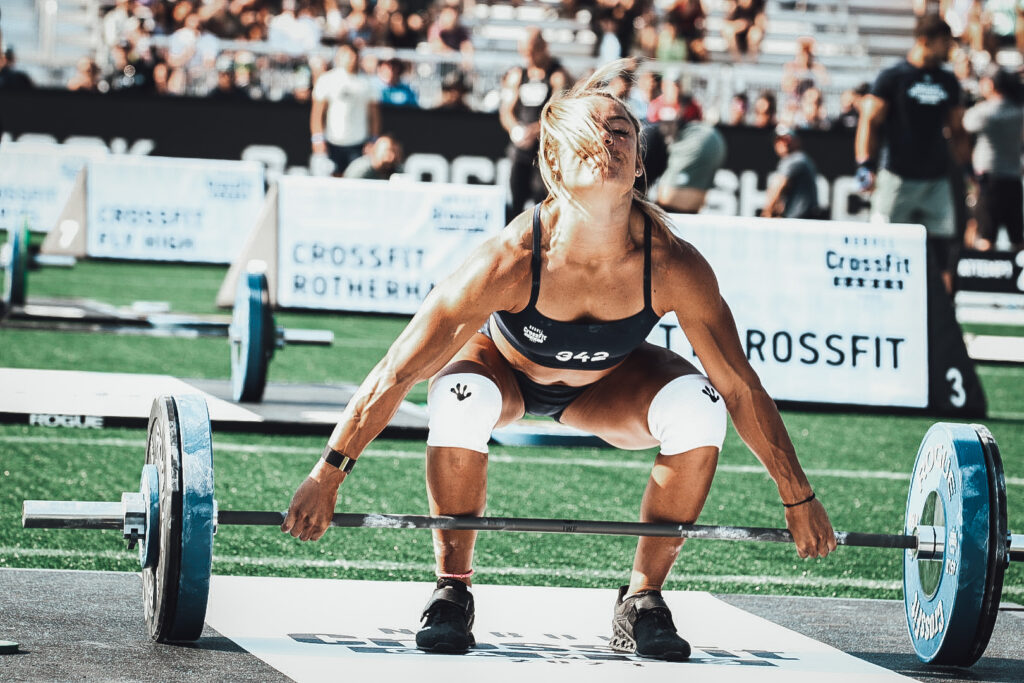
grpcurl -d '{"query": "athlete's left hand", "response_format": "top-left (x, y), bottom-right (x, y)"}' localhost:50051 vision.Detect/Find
top-left (785, 498), bottom-right (837, 559)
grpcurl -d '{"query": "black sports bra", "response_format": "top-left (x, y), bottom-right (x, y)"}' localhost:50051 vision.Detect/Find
top-left (490, 205), bottom-right (661, 371)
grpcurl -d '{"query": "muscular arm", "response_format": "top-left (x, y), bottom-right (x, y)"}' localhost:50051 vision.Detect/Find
top-left (660, 239), bottom-right (835, 557)
top-left (854, 93), bottom-right (887, 165)
top-left (947, 104), bottom-right (970, 166)
top-left (282, 227), bottom-right (529, 540)
top-left (760, 173), bottom-right (790, 217)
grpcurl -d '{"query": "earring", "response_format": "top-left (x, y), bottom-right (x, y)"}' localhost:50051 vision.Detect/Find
top-left (634, 168), bottom-right (643, 177)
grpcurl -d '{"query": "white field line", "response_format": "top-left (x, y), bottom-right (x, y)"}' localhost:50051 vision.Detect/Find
top-left (4, 546), bottom-right (1024, 599)
top-left (2, 435), bottom-right (1023, 487)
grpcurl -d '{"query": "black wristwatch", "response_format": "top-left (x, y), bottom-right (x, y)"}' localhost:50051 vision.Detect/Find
top-left (322, 446), bottom-right (357, 473)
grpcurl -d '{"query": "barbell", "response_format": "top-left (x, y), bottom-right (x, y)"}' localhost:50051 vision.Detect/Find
top-left (21, 394), bottom-right (1022, 666)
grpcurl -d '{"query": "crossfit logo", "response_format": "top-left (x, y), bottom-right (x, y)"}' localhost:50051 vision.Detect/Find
top-left (701, 386), bottom-right (720, 403)
top-left (523, 325), bottom-right (547, 344)
top-left (451, 383), bottom-right (472, 401)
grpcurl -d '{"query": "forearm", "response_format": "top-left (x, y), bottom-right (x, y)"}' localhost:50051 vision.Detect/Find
top-left (725, 384), bottom-right (812, 502)
top-left (326, 362), bottom-right (416, 458)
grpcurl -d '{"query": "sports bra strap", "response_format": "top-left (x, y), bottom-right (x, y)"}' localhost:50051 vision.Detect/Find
top-left (643, 213), bottom-right (652, 310)
top-left (528, 204), bottom-right (543, 307)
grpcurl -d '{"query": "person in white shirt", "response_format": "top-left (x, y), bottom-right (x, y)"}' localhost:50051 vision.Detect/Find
top-left (310, 43), bottom-right (382, 176)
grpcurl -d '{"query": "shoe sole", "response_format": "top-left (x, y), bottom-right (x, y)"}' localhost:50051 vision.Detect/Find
top-left (415, 634), bottom-right (476, 654)
top-left (610, 630), bottom-right (689, 662)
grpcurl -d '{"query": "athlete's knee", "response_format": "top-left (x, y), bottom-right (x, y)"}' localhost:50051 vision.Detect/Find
top-left (427, 373), bottom-right (502, 453)
top-left (646, 375), bottom-right (727, 455)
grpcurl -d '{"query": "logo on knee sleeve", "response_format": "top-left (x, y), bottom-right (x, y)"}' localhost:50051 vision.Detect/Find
top-left (701, 386), bottom-right (720, 403)
top-left (451, 383), bottom-right (472, 401)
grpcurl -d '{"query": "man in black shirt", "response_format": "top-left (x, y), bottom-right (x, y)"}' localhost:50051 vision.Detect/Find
top-left (854, 14), bottom-right (968, 293)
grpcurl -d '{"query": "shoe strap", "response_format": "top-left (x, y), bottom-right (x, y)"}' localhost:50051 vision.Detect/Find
top-left (421, 583), bottom-right (473, 620)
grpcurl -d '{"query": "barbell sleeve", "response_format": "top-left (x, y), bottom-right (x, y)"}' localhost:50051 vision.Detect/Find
top-left (23, 500), bottom-right (124, 530)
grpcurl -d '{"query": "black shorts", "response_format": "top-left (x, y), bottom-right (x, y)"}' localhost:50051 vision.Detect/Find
top-left (975, 174), bottom-right (1024, 245)
top-left (326, 141), bottom-right (366, 175)
top-left (479, 321), bottom-right (589, 420)
top-left (511, 368), bottom-right (588, 421)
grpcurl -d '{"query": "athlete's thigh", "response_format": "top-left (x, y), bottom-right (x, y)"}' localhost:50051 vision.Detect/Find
top-left (559, 342), bottom-right (703, 449)
top-left (432, 332), bottom-right (525, 427)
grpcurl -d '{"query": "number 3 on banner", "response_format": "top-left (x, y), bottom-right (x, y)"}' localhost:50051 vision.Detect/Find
top-left (946, 367), bottom-right (966, 408)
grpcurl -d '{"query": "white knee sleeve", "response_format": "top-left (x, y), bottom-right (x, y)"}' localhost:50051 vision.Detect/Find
top-left (647, 375), bottom-right (727, 455)
top-left (427, 373), bottom-right (502, 453)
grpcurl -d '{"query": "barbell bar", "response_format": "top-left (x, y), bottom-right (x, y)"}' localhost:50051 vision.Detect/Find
top-left (20, 394), bottom-right (1019, 667)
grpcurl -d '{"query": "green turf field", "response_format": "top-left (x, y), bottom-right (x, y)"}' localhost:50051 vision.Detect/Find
top-left (1, 252), bottom-right (1022, 603)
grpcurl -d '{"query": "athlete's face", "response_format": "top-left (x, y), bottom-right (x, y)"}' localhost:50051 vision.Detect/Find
top-left (557, 98), bottom-right (639, 192)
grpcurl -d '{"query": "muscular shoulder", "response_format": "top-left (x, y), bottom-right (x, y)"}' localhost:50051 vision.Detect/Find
top-left (648, 222), bottom-right (720, 317)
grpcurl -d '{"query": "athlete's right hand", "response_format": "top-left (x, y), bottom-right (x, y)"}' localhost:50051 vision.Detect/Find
top-left (281, 462), bottom-right (344, 541)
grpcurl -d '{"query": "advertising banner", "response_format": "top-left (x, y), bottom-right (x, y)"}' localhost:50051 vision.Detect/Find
top-left (648, 214), bottom-right (929, 408)
top-left (86, 156), bottom-right (264, 262)
top-left (0, 142), bottom-right (107, 233)
top-left (276, 177), bottom-right (505, 314)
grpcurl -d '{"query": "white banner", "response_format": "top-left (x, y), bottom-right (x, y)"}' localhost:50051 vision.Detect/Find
top-left (0, 142), bottom-right (108, 234)
top-left (86, 156), bottom-right (264, 262)
top-left (276, 177), bottom-right (505, 314)
top-left (648, 214), bottom-right (929, 408)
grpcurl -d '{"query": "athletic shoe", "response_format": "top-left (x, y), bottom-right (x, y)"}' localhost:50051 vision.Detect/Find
top-left (415, 578), bottom-right (476, 653)
top-left (609, 585), bottom-right (691, 661)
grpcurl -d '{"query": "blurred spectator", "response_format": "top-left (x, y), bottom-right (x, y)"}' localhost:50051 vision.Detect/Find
top-left (267, 0), bottom-right (321, 56)
top-left (983, 0), bottom-right (1024, 54)
top-left (831, 83), bottom-right (869, 130)
top-left (208, 56), bottom-right (248, 100)
top-left (781, 38), bottom-right (829, 104)
top-left (343, 0), bottom-right (376, 48)
top-left (726, 92), bottom-right (749, 125)
top-left (499, 28), bottom-right (570, 217)
top-left (793, 86), bottom-right (829, 130)
top-left (656, 108), bottom-right (726, 213)
top-left (311, 44), bottom-right (382, 177)
top-left (647, 76), bottom-right (680, 123)
top-left (103, 0), bottom-right (136, 47)
top-left (722, 0), bottom-right (767, 61)
top-left (383, 7), bottom-right (422, 49)
top-left (104, 41), bottom-right (156, 93)
top-left (630, 70), bottom-right (661, 121)
top-left (762, 126), bottom-right (822, 218)
top-left (67, 57), bottom-right (103, 92)
top-left (343, 133), bottom-right (405, 180)
top-left (597, 16), bottom-right (625, 63)
top-left (0, 48), bottom-right (34, 90)
top-left (751, 90), bottom-right (777, 128)
top-left (963, 67), bottom-right (1024, 251)
top-left (655, 22), bottom-right (689, 62)
top-left (427, 5), bottom-right (473, 55)
top-left (664, 0), bottom-right (708, 62)
top-left (591, 0), bottom-right (642, 60)
top-left (376, 57), bottom-right (418, 107)
top-left (437, 70), bottom-right (471, 110)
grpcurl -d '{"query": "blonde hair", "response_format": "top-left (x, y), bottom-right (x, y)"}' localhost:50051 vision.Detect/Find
top-left (537, 59), bottom-right (671, 231)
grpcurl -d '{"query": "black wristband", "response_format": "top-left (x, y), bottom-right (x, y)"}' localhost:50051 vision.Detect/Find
top-left (783, 491), bottom-right (816, 508)
top-left (322, 446), bottom-right (357, 473)
top-left (857, 158), bottom-right (878, 174)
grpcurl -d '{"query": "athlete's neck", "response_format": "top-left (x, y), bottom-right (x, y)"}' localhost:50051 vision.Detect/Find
top-left (545, 197), bottom-right (639, 262)
top-left (906, 44), bottom-right (942, 69)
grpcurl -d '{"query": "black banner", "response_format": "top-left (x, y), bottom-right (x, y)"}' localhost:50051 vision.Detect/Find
top-left (0, 88), bottom-right (856, 180)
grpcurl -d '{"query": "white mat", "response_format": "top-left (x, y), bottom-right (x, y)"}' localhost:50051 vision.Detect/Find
top-left (205, 576), bottom-right (910, 683)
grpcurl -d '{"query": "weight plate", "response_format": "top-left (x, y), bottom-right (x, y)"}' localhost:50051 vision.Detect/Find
top-left (138, 464), bottom-right (160, 569)
top-left (142, 395), bottom-right (215, 642)
top-left (903, 423), bottom-right (994, 665)
top-left (965, 424), bottom-right (1008, 666)
top-left (3, 226), bottom-right (28, 310)
top-left (229, 272), bottom-right (271, 402)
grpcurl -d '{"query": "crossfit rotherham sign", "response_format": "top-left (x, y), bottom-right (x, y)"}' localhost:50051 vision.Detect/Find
top-left (86, 156), bottom-right (264, 263)
top-left (0, 142), bottom-right (108, 234)
top-left (648, 215), bottom-right (928, 408)
top-left (276, 177), bottom-right (504, 314)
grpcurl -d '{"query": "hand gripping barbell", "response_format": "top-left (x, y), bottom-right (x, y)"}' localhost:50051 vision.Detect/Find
top-left (21, 394), bottom-right (1022, 666)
